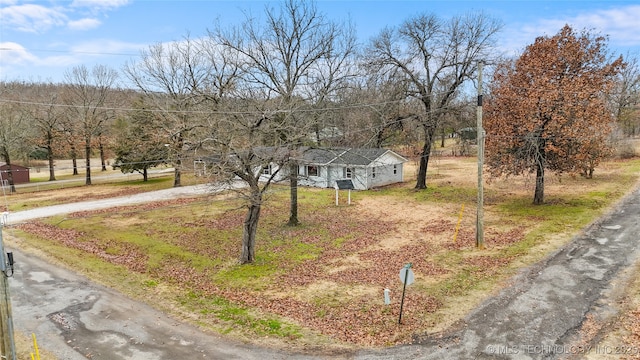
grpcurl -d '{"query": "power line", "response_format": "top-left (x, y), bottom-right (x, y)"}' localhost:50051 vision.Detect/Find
top-left (0, 97), bottom-right (415, 115)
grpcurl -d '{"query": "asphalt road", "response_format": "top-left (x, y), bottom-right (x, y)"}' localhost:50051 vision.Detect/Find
top-left (5, 183), bottom-right (640, 359)
top-left (10, 247), bottom-right (306, 360)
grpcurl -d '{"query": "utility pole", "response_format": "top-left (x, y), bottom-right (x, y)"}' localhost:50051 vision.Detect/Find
top-left (476, 62), bottom-right (485, 249)
top-left (0, 213), bottom-right (16, 360)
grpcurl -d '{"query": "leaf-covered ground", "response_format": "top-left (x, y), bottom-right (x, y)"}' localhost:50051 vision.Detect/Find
top-left (17, 184), bottom-right (529, 347)
top-left (13, 155), bottom-right (640, 350)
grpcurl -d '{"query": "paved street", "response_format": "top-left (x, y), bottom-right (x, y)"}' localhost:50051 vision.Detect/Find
top-left (9, 247), bottom-right (321, 360)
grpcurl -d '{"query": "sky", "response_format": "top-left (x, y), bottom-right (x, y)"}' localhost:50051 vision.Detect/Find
top-left (1, 0), bottom-right (640, 86)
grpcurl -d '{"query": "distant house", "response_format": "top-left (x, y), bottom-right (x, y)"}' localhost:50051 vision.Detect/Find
top-left (294, 148), bottom-right (408, 190)
top-left (0, 163), bottom-right (30, 185)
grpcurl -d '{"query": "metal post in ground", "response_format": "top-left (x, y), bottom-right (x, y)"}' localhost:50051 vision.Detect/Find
top-left (0, 214), bottom-right (16, 360)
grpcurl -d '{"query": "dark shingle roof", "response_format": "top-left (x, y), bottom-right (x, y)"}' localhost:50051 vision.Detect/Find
top-left (300, 148), bottom-right (394, 166)
top-left (300, 148), bottom-right (341, 165)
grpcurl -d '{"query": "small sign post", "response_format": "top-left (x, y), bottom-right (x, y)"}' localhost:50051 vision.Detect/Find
top-left (334, 179), bottom-right (354, 206)
top-left (398, 263), bottom-right (414, 324)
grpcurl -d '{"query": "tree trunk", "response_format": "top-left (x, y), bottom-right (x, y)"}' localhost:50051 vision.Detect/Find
top-left (143, 168), bottom-right (148, 182)
top-left (375, 126), bottom-right (384, 148)
top-left (173, 138), bottom-right (182, 187)
top-left (47, 142), bottom-right (56, 181)
top-left (100, 140), bottom-right (107, 171)
top-left (71, 146), bottom-right (79, 176)
top-left (1, 152), bottom-right (16, 193)
top-left (240, 199), bottom-right (262, 264)
top-left (173, 165), bottom-right (181, 187)
top-left (85, 137), bottom-right (92, 185)
top-left (534, 161), bottom-right (544, 205)
top-left (288, 161), bottom-right (299, 226)
top-left (415, 124), bottom-right (435, 190)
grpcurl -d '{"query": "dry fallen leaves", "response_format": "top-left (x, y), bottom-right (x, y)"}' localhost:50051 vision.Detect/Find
top-left (17, 191), bottom-right (526, 347)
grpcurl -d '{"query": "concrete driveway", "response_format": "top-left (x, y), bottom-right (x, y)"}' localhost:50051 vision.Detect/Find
top-left (5, 184), bottom-right (640, 359)
top-left (6, 183), bottom-right (213, 225)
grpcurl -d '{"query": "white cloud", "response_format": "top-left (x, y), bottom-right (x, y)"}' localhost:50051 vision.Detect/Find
top-left (68, 17), bottom-right (102, 31)
top-left (70, 39), bottom-right (144, 56)
top-left (0, 42), bottom-right (37, 65)
top-left (70, 0), bottom-right (130, 11)
top-left (0, 4), bottom-right (67, 33)
top-left (0, 41), bottom-right (76, 82)
top-left (569, 5), bottom-right (640, 47)
top-left (0, 41), bottom-right (81, 67)
top-left (501, 4), bottom-right (640, 58)
top-left (1, 0), bottom-right (131, 34)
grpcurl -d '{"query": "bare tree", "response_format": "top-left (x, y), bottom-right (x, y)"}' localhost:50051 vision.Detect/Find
top-left (200, 98), bottom-right (291, 264)
top-left (214, 0), bottom-right (357, 226)
top-left (63, 65), bottom-right (118, 185)
top-left (124, 36), bottom-right (219, 187)
top-left (0, 82), bottom-right (33, 192)
top-left (58, 101), bottom-right (81, 176)
top-left (337, 71), bottom-right (415, 148)
top-left (21, 83), bottom-right (65, 181)
top-left (608, 53), bottom-right (640, 136)
top-left (366, 12), bottom-right (502, 189)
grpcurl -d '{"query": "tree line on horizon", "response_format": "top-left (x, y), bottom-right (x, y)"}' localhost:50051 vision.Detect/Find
top-left (1, 0), bottom-right (639, 262)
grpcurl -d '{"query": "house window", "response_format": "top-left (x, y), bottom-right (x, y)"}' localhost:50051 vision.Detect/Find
top-left (372, 167), bottom-right (376, 179)
top-left (345, 167), bottom-right (353, 179)
top-left (393, 165), bottom-right (398, 175)
top-left (306, 165), bottom-right (318, 177)
top-left (262, 164), bottom-right (272, 175)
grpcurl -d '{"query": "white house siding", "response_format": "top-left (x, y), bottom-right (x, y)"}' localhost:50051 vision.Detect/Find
top-left (369, 163), bottom-right (404, 188)
top-left (258, 164), bottom-right (289, 183)
top-left (274, 148), bottom-right (408, 190)
top-left (297, 164), bottom-right (328, 188)
top-left (348, 167), bottom-right (368, 190)
top-left (328, 165), bottom-right (345, 188)
top-left (297, 165), bottom-right (369, 190)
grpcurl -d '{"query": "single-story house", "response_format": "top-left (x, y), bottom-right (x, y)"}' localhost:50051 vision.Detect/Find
top-left (0, 163), bottom-right (30, 185)
top-left (197, 147), bottom-right (408, 191)
top-left (293, 148), bottom-right (408, 190)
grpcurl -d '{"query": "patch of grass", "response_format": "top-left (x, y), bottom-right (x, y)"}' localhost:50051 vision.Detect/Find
top-left (179, 291), bottom-right (302, 339)
top-left (142, 279), bottom-right (159, 288)
top-left (432, 268), bottom-right (478, 297)
top-left (368, 181), bottom-right (486, 205)
top-left (213, 255), bottom-right (280, 290)
top-left (7, 176), bottom-right (175, 211)
top-left (414, 184), bottom-right (479, 203)
top-left (496, 188), bottom-right (615, 242)
top-left (332, 235), bottom-right (353, 248)
top-left (110, 176), bottom-right (173, 188)
top-left (9, 228), bottom-right (152, 295)
top-left (500, 235), bottom-right (538, 258)
top-left (15, 331), bottom-right (59, 360)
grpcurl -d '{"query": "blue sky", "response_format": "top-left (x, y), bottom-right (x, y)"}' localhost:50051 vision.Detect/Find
top-left (1, 0), bottom-right (640, 85)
